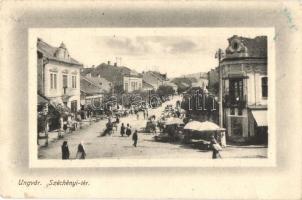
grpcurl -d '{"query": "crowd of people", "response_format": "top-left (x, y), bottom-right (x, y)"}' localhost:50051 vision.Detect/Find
top-left (59, 98), bottom-right (222, 160)
top-left (60, 106), bottom-right (147, 159)
top-left (102, 110), bottom-right (142, 148)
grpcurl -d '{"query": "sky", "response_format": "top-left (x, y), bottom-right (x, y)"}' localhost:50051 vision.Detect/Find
top-left (32, 28), bottom-right (272, 78)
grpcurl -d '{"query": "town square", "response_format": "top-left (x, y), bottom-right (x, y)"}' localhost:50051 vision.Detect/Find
top-left (36, 28), bottom-right (269, 160)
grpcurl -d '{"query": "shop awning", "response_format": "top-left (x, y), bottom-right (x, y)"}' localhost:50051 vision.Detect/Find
top-left (251, 110), bottom-right (268, 127)
top-left (38, 94), bottom-right (49, 105)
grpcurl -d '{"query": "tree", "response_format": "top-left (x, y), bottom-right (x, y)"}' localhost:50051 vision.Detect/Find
top-left (208, 82), bottom-right (219, 96)
top-left (114, 84), bottom-right (124, 94)
top-left (156, 85), bottom-right (175, 98)
top-left (177, 85), bottom-right (190, 94)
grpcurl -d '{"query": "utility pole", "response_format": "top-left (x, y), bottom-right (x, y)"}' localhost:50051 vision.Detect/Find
top-left (216, 48), bottom-right (223, 127)
top-left (216, 48), bottom-right (226, 147)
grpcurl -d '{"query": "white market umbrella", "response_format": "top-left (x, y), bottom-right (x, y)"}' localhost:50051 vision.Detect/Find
top-left (198, 121), bottom-right (225, 132)
top-left (184, 121), bottom-right (225, 132)
top-left (184, 121), bottom-right (203, 131)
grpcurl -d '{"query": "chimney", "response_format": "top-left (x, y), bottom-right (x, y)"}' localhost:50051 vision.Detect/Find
top-left (114, 62), bottom-right (117, 67)
top-left (108, 61), bottom-right (111, 65)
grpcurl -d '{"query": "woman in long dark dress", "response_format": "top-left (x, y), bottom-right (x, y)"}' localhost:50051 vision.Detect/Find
top-left (76, 141), bottom-right (86, 159)
top-left (120, 123), bottom-right (125, 137)
top-left (61, 141), bottom-right (70, 160)
top-left (132, 130), bottom-right (138, 147)
top-left (106, 119), bottom-right (113, 135)
top-left (126, 124), bottom-right (132, 137)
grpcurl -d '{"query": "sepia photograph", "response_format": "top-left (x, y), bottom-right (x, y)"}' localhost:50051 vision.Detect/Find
top-left (31, 28), bottom-right (274, 163)
top-left (1, 1), bottom-right (301, 199)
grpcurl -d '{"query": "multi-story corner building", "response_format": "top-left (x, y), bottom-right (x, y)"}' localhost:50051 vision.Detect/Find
top-left (220, 35), bottom-right (268, 143)
top-left (37, 38), bottom-right (83, 113)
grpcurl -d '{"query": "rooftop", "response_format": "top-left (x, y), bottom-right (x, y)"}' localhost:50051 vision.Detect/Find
top-left (37, 38), bottom-right (82, 66)
top-left (80, 76), bottom-right (107, 94)
top-left (224, 35), bottom-right (267, 59)
top-left (142, 81), bottom-right (154, 89)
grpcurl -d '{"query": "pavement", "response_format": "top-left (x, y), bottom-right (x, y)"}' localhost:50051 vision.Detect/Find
top-left (38, 96), bottom-right (267, 159)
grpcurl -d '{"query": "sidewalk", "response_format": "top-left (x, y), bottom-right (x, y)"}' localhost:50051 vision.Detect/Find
top-left (38, 118), bottom-right (97, 148)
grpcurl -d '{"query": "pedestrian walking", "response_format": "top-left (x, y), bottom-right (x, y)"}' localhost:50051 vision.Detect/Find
top-left (61, 141), bottom-right (70, 160)
top-left (132, 130), bottom-right (138, 147)
top-left (76, 141), bottom-right (86, 159)
top-left (210, 135), bottom-right (222, 159)
top-left (143, 110), bottom-right (146, 120)
top-left (120, 123), bottom-right (125, 137)
top-left (106, 118), bottom-right (113, 135)
top-left (63, 120), bottom-right (68, 135)
top-left (136, 111), bottom-right (139, 120)
top-left (126, 124), bottom-right (132, 137)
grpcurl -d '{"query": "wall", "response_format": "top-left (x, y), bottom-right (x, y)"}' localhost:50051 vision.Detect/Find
top-left (37, 52), bottom-right (44, 94)
top-left (142, 72), bottom-right (163, 90)
top-left (123, 76), bottom-right (143, 92)
top-left (44, 61), bottom-right (81, 110)
top-left (225, 108), bottom-right (249, 138)
top-left (246, 66), bottom-right (267, 106)
top-left (221, 60), bottom-right (267, 140)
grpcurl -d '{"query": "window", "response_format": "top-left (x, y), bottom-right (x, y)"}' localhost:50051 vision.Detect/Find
top-left (238, 108), bottom-right (243, 116)
top-left (229, 78), bottom-right (243, 104)
top-left (50, 73), bottom-right (57, 89)
top-left (71, 100), bottom-right (77, 113)
top-left (63, 75), bottom-right (68, 88)
top-left (261, 77), bottom-right (268, 98)
top-left (125, 83), bottom-right (128, 92)
top-left (135, 82), bottom-right (138, 90)
top-left (50, 74), bottom-right (53, 89)
top-left (231, 117), bottom-right (243, 136)
top-left (54, 74), bottom-right (57, 89)
top-left (230, 108), bottom-right (235, 115)
top-left (232, 42), bottom-right (238, 50)
top-left (72, 76), bottom-right (77, 88)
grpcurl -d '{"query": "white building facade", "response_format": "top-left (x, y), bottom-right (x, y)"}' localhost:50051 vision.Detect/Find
top-left (123, 76), bottom-right (143, 92)
top-left (38, 39), bottom-right (83, 113)
top-left (220, 35), bottom-right (268, 143)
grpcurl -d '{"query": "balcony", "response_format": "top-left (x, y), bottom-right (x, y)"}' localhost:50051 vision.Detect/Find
top-left (223, 94), bottom-right (247, 108)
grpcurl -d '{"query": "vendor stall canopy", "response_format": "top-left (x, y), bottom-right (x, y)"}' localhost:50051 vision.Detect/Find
top-left (184, 120), bottom-right (225, 132)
